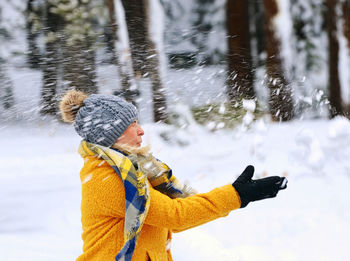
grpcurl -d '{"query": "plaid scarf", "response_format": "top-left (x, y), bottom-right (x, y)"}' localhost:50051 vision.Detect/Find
top-left (78, 140), bottom-right (195, 261)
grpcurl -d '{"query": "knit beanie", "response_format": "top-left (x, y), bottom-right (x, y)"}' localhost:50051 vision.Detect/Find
top-left (59, 90), bottom-right (138, 147)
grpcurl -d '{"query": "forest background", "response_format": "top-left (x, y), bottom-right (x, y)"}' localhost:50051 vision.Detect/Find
top-left (0, 1), bottom-right (350, 261)
top-left (0, 0), bottom-right (349, 123)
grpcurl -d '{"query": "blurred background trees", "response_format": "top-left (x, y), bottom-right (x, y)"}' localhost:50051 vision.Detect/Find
top-left (1, 0), bottom-right (350, 123)
top-left (263, 0), bottom-right (294, 121)
top-left (121, 0), bottom-right (167, 122)
top-left (226, 0), bottom-right (255, 104)
top-left (0, 6), bottom-right (15, 110)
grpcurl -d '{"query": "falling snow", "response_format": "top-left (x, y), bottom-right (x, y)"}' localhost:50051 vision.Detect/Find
top-left (0, 0), bottom-right (350, 260)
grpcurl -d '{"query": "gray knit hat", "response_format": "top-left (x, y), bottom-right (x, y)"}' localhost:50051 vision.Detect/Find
top-left (73, 94), bottom-right (138, 147)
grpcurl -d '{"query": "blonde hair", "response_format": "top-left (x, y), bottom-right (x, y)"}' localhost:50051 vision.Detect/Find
top-left (112, 143), bottom-right (151, 156)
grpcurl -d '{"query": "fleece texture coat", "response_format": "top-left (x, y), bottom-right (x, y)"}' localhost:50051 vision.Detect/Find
top-left (76, 154), bottom-right (241, 261)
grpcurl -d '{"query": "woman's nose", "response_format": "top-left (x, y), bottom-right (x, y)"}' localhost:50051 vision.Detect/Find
top-left (138, 126), bottom-right (144, 136)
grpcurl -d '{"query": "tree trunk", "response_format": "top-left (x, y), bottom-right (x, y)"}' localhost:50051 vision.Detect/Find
top-left (104, 0), bottom-right (117, 64)
top-left (41, 39), bottom-right (59, 115)
top-left (263, 0), bottom-right (294, 121)
top-left (251, 0), bottom-right (266, 67)
top-left (147, 40), bottom-right (168, 123)
top-left (121, 0), bottom-right (168, 122)
top-left (62, 36), bottom-right (97, 94)
top-left (342, 0), bottom-right (350, 114)
top-left (26, 0), bottom-right (41, 69)
top-left (343, 0), bottom-right (350, 49)
top-left (121, 0), bottom-right (148, 76)
top-left (144, 0), bottom-right (167, 123)
top-left (105, 0), bottom-right (136, 102)
top-left (45, 0), bottom-right (98, 96)
top-left (40, 2), bottom-right (62, 115)
top-left (326, 0), bottom-right (342, 117)
top-left (226, 0), bottom-right (255, 104)
top-left (0, 62), bottom-right (14, 109)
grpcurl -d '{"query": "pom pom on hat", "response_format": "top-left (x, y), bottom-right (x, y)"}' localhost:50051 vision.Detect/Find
top-left (59, 90), bottom-right (88, 123)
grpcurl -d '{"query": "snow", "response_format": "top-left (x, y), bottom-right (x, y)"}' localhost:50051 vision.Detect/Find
top-left (0, 53), bottom-right (349, 260)
top-left (1, 104), bottom-right (350, 261)
top-left (1, 1), bottom-right (350, 260)
top-left (242, 99), bottom-right (256, 112)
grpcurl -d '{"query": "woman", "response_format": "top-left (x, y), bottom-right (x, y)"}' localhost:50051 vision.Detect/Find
top-left (59, 90), bottom-right (287, 261)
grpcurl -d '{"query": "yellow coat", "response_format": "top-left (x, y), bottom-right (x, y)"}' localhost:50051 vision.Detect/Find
top-left (76, 155), bottom-right (241, 261)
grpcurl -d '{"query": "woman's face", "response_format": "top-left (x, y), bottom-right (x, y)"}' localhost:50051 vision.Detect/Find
top-left (115, 121), bottom-right (144, 147)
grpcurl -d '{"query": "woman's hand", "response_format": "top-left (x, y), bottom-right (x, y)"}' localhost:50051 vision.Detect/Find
top-left (232, 165), bottom-right (287, 208)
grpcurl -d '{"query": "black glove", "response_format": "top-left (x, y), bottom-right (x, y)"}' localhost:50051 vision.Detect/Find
top-left (232, 165), bottom-right (287, 208)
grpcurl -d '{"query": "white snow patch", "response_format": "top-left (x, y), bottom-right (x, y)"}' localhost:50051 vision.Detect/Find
top-left (242, 99), bottom-right (256, 112)
top-left (328, 116), bottom-right (350, 139)
top-left (82, 173), bottom-right (93, 184)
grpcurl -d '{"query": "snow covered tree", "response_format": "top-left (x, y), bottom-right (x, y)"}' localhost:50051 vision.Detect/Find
top-left (289, 0), bottom-right (328, 117)
top-left (326, 0), bottom-right (342, 117)
top-left (290, 0), bottom-right (326, 74)
top-left (226, 0), bottom-right (255, 104)
top-left (53, 0), bottom-right (100, 94)
top-left (0, 7), bottom-right (14, 109)
top-left (161, 0), bottom-right (197, 69)
top-left (191, 0), bottom-right (226, 64)
top-left (121, 0), bottom-right (168, 122)
top-left (26, 0), bottom-right (42, 69)
top-left (0, 62), bottom-right (14, 110)
top-left (191, 0), bottom-right (212, 64)
top-left (263, 0), bottom-right (294, 121)
top-left (40, 0), bottom-right (103, 115)
top-left (40, 1), bottom-right (63, 115)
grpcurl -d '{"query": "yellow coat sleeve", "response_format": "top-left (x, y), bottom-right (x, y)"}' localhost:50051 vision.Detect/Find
top-left (81, 157), bottom-right (241, 232)
top-left (145, 183), bottom-right (241, 232)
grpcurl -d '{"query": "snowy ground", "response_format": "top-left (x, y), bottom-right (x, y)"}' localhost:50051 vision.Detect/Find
top-left (1, 65), bottom-right (350, 260)
top-left (1, 117), bottom-right (350, 261)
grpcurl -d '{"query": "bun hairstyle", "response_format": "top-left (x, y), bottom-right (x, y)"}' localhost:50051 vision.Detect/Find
top-left (59, 90), bottom-right (88, 123)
